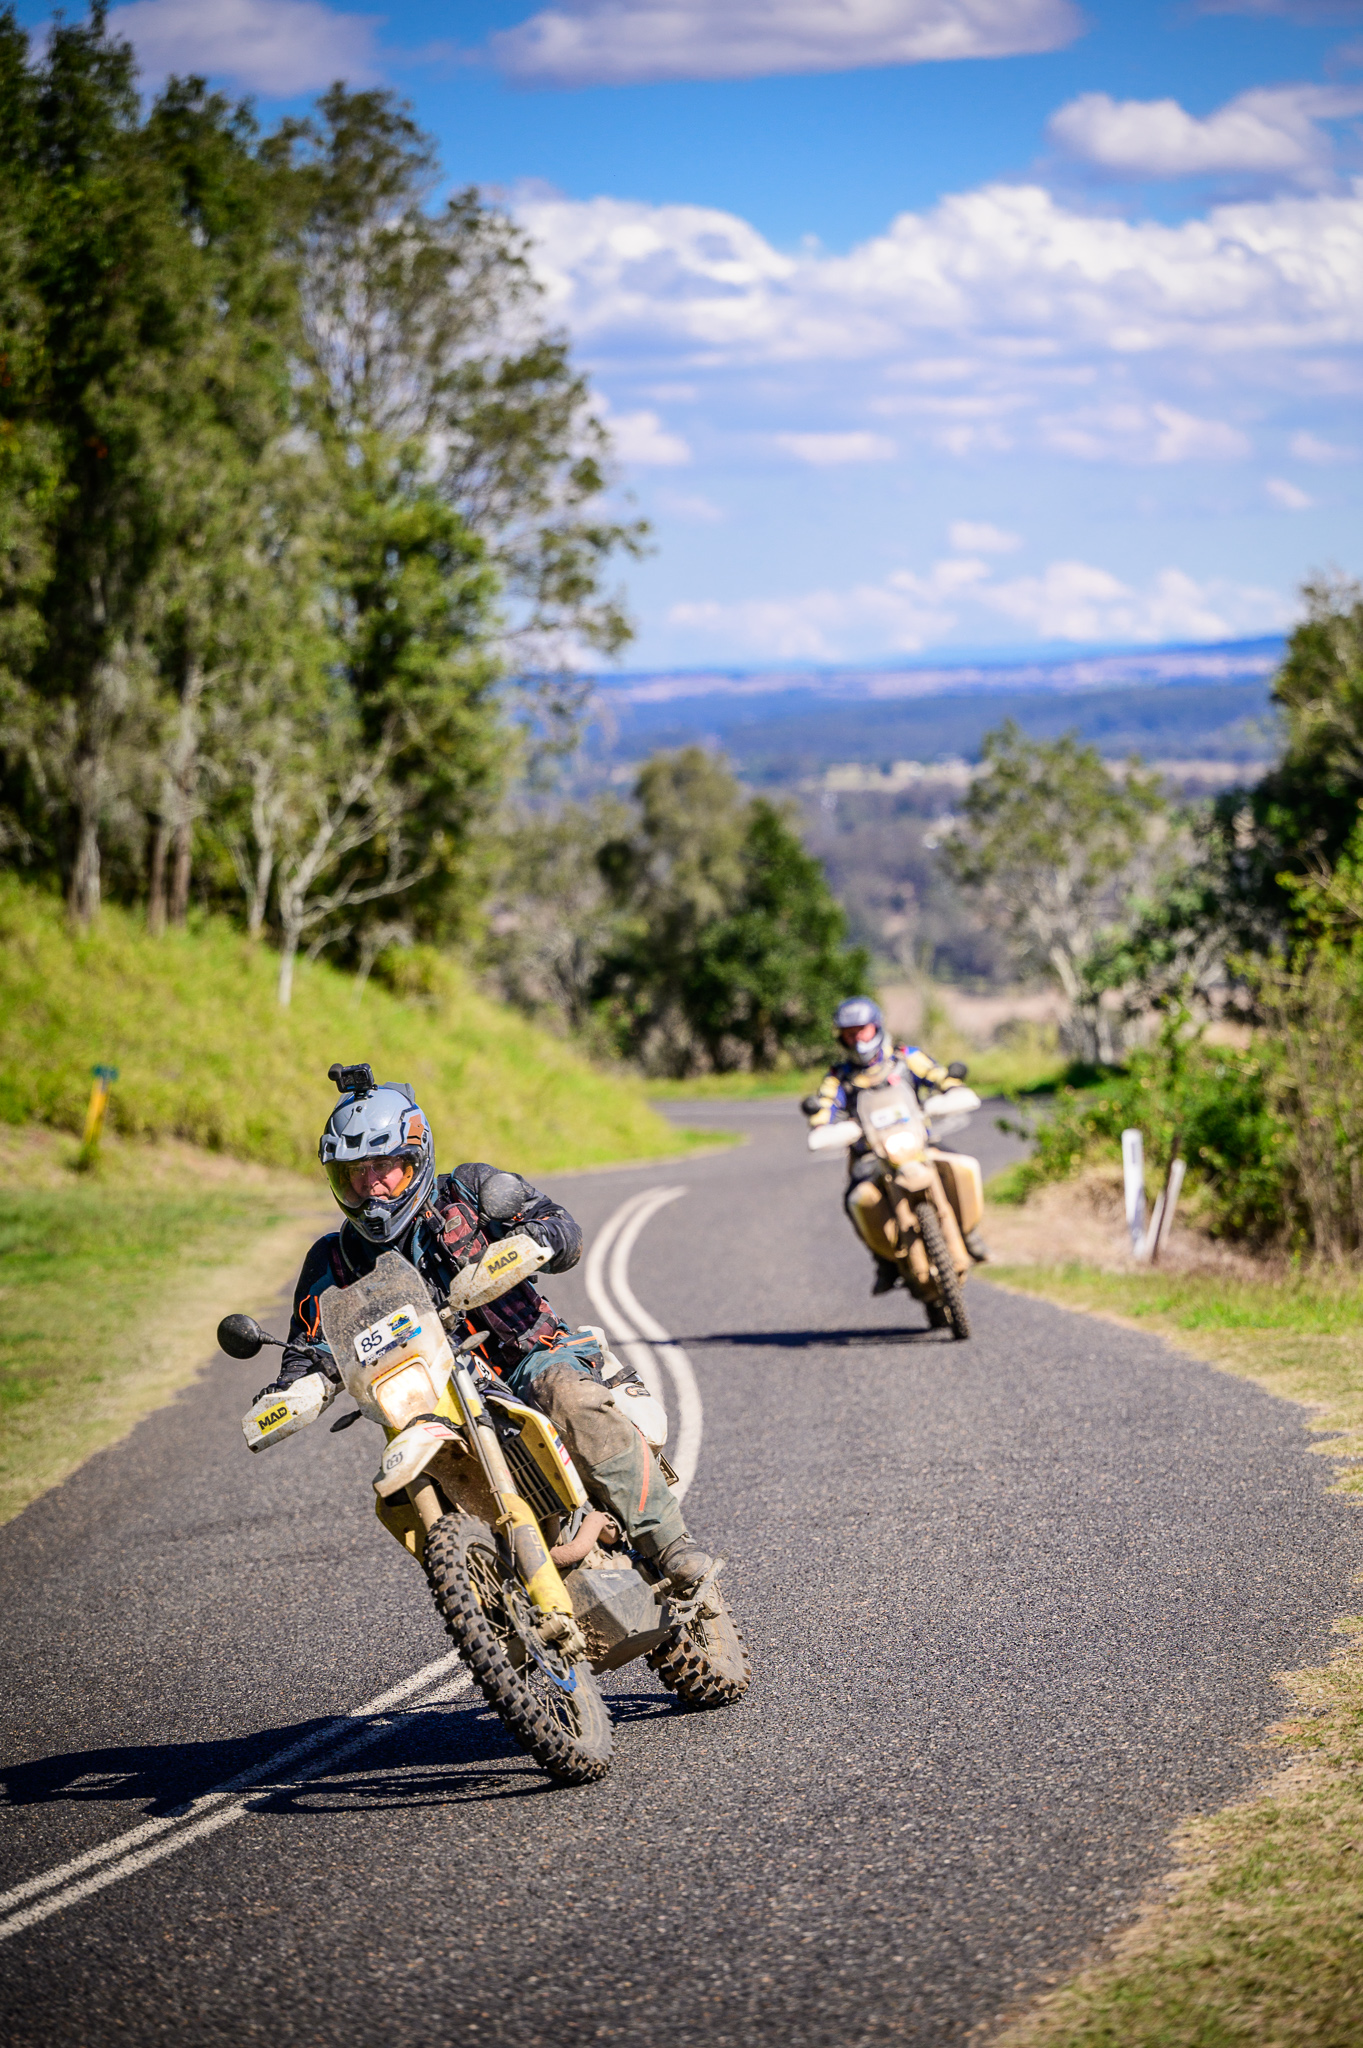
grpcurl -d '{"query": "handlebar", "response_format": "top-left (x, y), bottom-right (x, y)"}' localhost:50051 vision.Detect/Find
top-left (807, 1120), bottom-right (858, 1152)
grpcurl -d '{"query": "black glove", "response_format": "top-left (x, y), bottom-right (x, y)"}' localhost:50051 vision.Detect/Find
top-left (519, 1209), bottom-right (583, 1270)
top-left (800, 1093), bottom-right (824, 1118)
top-left (946, 1062), bottom-right (968, 1081)
top-left (253, 1381), bottom-right (284, 1403)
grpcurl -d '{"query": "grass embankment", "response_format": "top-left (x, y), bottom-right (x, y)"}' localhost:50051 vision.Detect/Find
top-left (0, 874), bottom-right (695, 1173)
top-left (0, 878), bottom-right (719, 1522)
top-left (985, 1248), bottom-right (1363, 2046)
top-left (0, 1127), bottom-right (330, 1524)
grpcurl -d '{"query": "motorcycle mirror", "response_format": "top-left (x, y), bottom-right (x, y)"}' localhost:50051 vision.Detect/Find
top-left (479, 1170), bottom-right (526, 1222)
top-left (217, 1313), bottom-right (267, 1360)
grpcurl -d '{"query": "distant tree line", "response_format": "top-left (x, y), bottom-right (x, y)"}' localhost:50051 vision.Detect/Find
top-left (481, 747), bottom-right (870, 1076)
top-left (946, 575), bottom-right (1363, 1257)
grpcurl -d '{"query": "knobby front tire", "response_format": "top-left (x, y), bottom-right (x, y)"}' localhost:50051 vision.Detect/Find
top-left (918, 1201), bottom-right (971, 1341)
top-left (425, 1511), bottom-right (613, 1784)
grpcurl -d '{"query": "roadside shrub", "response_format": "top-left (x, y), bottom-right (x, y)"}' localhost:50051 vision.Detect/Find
top-left (1003, 1026), bottom-right (1291, 1243)
top-left (1253, 945), bottom-right (1363, 1261)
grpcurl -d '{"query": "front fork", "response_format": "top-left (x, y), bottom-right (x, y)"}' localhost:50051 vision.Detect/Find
top-left (850, 1159), bottom-right (967, 1288)
top-left (406, 1359), bottom-right (581, 1641)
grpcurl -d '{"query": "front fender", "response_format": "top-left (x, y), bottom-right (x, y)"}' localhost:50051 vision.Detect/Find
top-left (374, 1417), bottom-right (463, 1499)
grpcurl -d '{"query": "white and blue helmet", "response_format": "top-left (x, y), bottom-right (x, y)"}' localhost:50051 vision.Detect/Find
top-left (319, 1063), bottom-right (435, 1245)
top-left (834, 995), bottom-right (887, 1067)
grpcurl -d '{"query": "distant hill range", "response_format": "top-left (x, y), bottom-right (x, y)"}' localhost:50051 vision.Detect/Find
top-left (585, 636), bottom-right (1285, 786)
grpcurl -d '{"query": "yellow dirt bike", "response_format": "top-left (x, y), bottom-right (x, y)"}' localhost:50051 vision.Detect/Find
top-left (808, 1081), bottom-right (984, 1340)
top-left (219, 1236), bottom-right (749, 1786)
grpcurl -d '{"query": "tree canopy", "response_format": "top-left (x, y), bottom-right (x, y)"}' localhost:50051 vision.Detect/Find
top-left (485, 748), bottom-right (871, 1077)
top-left (0, 7), bottom-right (643, 1000)
top-left (943, 723), bottom-right (1165, 1061)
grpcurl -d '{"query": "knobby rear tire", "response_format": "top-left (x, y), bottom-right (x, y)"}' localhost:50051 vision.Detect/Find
top-left (918, 1201), bottom-right (971, 1341)
top-left (646, 1585), bottom-right (752, 1709)
top-left (424, 1511), bottom-right (613, 1784)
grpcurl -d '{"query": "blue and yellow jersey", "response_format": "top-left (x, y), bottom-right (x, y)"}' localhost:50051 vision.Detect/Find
top-left (806, 1043), bottom-right (951, 1129)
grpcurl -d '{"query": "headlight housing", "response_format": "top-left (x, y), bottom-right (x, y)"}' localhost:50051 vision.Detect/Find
top-left (371, 1357), bottom-right (439, 1429)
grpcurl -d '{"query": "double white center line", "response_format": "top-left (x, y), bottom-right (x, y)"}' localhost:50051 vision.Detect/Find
top-left (1, 1179), bottom-right (698, 1942)
top-left (582, 1184), bottom-right (703, 1500)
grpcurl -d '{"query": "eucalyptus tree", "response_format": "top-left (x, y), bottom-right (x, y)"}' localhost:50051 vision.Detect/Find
top-left (0, 8), bottom-right (301, 924)
top-left (943, 724), bottom-right (1166, 1063)
top-left (589, 749), bottom-right (869, 1074)
top-left (272, 86), bottom-right (646, 685)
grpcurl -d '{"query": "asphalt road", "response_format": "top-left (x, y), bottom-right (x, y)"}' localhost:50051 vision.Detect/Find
top-left (2, 1099), bottom-right (1360, 2047)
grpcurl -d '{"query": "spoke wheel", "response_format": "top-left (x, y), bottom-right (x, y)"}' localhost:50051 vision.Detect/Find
top-left (917, 1201), bottom-right (971, 1341)
top-left (425, 1511), bottom-right (613, 1784)
top-left (647, 1584), bottom-right (751, 1709)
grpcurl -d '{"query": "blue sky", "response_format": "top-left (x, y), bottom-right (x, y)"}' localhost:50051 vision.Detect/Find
top-left (23, 1), bottom-right (1363, 666)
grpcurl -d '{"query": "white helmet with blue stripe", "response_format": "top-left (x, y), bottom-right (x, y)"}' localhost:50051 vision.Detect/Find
top-left (319, 1062), bottom-right (436, 1245)
top-left (833, 995), bottom-right (887, 1067)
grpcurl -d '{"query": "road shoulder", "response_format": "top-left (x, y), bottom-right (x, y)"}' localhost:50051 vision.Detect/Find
top-left (984, 1249), bottom-right (1363, 2048)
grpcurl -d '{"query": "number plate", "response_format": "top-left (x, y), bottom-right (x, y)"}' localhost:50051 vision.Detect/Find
top-left (870, 1105), bottom-right (910, 1128)
top-left (354, 1305), bottom-right (421, 1365)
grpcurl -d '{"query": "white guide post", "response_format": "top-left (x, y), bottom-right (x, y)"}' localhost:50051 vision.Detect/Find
top-left (1152, 1157), bottom-right (1186, 1262)
top-left (1121, 1129), bottom-right (1146, 1255)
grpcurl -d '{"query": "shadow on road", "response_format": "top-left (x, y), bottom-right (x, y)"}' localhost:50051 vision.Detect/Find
top-left (679, 1325), bottom-right (945, 1350)
top-left (0, 1702), bottom-right (559, 1819)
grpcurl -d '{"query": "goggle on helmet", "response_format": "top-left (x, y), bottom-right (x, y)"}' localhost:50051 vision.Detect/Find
top-left (319, 1063), bottom-right (436, 1246)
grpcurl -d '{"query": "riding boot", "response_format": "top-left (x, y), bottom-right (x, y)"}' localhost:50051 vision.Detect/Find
top-left (872, 1256), bottom-right (899, 1295)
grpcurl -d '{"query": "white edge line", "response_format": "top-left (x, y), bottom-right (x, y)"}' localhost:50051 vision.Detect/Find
top-left (583, 1188), bottom-right (667, 1402)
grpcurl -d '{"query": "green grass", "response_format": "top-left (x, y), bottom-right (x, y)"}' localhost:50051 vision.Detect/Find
top-left (0, 1130), bottom-right (331, 1522)
top-left (987, 1252), bottom-right (1363, 2047)
top-left (642, 1039), bottom-right (1069, 1103)
top-left (646, 1067), bottom-right (827, 1100)
top-left (0, 877), bottom-right (728, 1521)
top-left (0, 875), bottom-right (693, 1174)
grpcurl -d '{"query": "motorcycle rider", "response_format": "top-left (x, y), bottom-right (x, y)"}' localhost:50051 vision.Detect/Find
top-left (257, 1063), bottom-right (712, 1592)
top-left (805, 996), bottom-right (990, 1292)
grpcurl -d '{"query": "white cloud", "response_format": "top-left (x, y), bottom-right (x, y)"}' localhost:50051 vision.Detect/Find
top-left (990, 399), bottom-right (1250, 464)
top-left (108, 0), bottom-right (383, 94)
top-left (489, 0), bottom-right (1083, 90)
top-left (1290, 430), bottom-right (1357, 461)
top-left (978, 562), bottom-right (1284, 641)
top-left (515, 180), bottom-right (1363, 369)
top-left (666, 556), bottom-right (1291, 661)
top-left (601, 406), bottom-right (693, 466)
top-left (1265, 477), bottom-right (1314, 509)
top-left (658, 490), bottom-right (727, 522)
top-left (1048, 85), bottom-right (1363, 186)
top-left (773, 430), bottom-right (897, 465)
top-left (948, 519), bottom-right (1022, 551)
